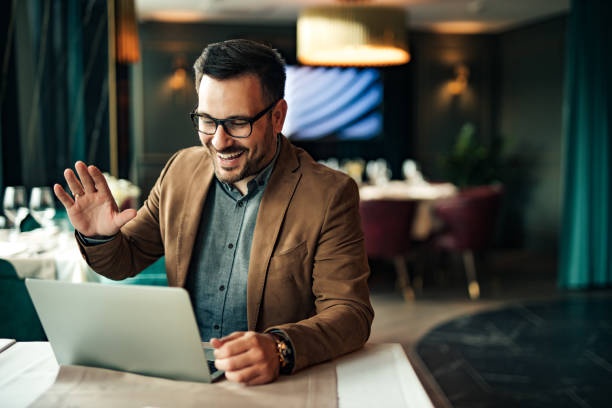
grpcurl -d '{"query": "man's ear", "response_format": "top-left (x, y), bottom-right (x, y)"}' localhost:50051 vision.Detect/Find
top-left (272, 99), bottom-right (288, 135)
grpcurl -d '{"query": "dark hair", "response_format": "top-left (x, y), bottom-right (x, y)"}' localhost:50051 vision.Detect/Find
top-left (193, 39), bottom-right (286, 104)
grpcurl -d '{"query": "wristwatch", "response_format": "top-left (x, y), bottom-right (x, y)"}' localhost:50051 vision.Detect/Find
top-left (270, 332), bottom-right (295, 374)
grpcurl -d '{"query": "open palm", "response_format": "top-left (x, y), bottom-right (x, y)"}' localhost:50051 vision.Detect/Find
top-left (54, 161), bottom-right (137, 237)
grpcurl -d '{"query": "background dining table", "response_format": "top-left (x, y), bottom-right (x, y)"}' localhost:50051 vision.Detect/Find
top-left (0, 227), bottom-right (99, 283)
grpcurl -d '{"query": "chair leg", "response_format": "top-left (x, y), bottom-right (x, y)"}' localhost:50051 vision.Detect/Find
top-left (462, 250), bottom-right (480, 300)
top-left (411, 249), bottom-right (425, 294)
top-left (393, 255), bottom-right (414, 301)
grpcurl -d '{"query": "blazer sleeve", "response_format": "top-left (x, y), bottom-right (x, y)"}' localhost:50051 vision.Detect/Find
top-left (76, 151), bottom-right (180, 280)
top-left (266, 177), bottom-right (374, 372)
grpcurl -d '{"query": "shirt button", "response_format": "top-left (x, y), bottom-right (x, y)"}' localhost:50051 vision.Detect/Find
top-left (238, 201), bottom-right (244, 207)
top-left (228, 243), bottom-right (234, 249)
top-left (219, 285), bottom-right (225, 291)
top-left (214, 324), bottom-right (220, 330)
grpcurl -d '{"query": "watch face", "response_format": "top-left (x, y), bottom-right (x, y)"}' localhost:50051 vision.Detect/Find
top-left (270, 332), bottom-right (294, 373)
top-left (277, 341), bottom-right (288, 363)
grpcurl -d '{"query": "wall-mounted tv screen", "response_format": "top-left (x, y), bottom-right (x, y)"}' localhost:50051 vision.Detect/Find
top-left (282, 65), bottom-right (383, 142)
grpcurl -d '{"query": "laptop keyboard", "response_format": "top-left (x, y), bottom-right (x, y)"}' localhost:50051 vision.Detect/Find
top-left (203, 347), bottom-right (219, 374)
top-left (207, 360), bottom-right (218, 374)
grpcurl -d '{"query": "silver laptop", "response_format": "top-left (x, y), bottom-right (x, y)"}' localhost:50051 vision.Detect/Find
top-left (25, 279), bottom-right (223, 383)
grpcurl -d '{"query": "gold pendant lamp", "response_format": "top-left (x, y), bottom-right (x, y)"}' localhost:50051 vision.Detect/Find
top-left (297, 2), bottom-right (410, 67)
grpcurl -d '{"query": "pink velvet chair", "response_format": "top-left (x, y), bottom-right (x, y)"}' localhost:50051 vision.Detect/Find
top-left (360, 199), bottom-right (418, 300)
top-left (432, 184), bottom-right (504, 299)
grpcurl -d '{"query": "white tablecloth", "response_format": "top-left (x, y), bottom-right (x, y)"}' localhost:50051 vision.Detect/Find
top-left (359, 181), bottom-right (456, 202)
top-left (0, 342), bottom-right (433, 408)
top-left (0, 229), bottom-right (98, 283)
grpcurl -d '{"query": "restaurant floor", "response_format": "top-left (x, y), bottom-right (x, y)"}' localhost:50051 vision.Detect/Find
top-left (367, 250), bottom-right (612, 408)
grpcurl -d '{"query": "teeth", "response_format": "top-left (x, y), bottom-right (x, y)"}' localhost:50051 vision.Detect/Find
top-left (219, 152), bottom-right (243, 160)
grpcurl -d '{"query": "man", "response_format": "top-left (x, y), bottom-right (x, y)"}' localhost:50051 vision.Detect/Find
top-left (54, 39), bottom-right (373, 386)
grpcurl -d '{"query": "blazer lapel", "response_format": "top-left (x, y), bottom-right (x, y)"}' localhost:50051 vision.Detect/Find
top-left (247, 137), bottom-right (301, 330)
top-left (175, 150), bottom-right (214, 287)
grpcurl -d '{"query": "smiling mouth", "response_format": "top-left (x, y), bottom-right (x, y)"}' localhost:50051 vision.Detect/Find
top-left (217, 150), bottom-right (245, 164)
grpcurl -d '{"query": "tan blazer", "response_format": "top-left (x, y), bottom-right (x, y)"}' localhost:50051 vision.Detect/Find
top-left (78, 136), bottom-right (374, 372)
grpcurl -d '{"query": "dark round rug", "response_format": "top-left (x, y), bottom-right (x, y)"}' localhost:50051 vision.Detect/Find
top-left (416, 296), bottom-right (612, 408)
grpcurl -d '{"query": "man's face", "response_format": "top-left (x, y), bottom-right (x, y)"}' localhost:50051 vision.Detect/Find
top-left (196, 74), bottom-right (287, 185)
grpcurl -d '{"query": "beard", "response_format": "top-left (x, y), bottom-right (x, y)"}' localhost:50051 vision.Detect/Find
top-left (206, 124), bottom-right (276, 185)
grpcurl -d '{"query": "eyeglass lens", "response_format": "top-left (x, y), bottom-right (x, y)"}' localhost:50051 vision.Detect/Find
top-left (197, 117), bottom-right (252, 138)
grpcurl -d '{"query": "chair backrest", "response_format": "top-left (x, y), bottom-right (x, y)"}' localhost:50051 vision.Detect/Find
top-left (433, 184), bottom-right (504, 250)
top-left (359, 199), bottom-right (418, 258)
top-left (0, 259), bottom-right (47, 341)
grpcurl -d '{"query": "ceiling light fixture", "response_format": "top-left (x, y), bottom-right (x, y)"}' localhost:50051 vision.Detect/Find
top-left (115, 0), bottom-right (140, 63)
top-left (297, 2), bottom-right (410, 67)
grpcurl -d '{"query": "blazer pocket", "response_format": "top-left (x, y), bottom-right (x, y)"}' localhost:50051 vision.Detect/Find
top-left (268, 241), bottom-right (308, 272)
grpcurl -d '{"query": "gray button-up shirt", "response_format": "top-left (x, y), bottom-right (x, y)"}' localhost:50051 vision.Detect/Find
top-left (185, 137), bottom-right (280, 341)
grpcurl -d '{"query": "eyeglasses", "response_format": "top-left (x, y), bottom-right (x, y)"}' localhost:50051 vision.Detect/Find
top-left (189, 100), bottom-right (279, 138)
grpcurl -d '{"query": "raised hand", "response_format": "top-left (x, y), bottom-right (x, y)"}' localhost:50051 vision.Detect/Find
top-left (54, 161), bottom-right (137, 237)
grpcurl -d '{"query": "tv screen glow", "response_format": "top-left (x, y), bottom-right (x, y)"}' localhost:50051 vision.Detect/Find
top-left (282, 65), bottom-right (383, 141)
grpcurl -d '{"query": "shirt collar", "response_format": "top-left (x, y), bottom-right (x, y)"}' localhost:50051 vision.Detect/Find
top-left (253, 134), bottom-right (281, 187)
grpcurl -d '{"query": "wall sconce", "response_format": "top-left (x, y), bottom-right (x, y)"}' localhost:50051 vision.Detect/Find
top-left (169, 56), bottom-right (189, 90)
top-left (169, 68), bottom-right (187, 90)
top-left (447, 64), bottom-right (470, 95)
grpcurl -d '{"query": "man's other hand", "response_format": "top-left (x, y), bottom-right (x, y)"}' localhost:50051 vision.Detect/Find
top-left (211, 331), bottom-right (280, 385)
top-left (54, 161), bottom-right (137, 237)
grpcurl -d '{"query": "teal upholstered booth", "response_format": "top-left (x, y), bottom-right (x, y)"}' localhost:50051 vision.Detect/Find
top-left (97, 256), bottom-right (168, 287)
top-left (0, 259), bottom-right (47, 341)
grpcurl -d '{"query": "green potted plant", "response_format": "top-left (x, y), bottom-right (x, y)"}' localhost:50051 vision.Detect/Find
top-left (441, 122), bottom-right (506, 188)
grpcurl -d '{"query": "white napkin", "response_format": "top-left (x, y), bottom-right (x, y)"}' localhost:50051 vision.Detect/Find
top-left (0, 242), bottom-right (28, 257)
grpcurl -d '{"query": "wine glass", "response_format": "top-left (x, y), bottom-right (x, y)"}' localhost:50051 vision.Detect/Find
top-left (30, 187), bottom-right (56, 229)
top-left (3, 186), bottom-right (29, 234)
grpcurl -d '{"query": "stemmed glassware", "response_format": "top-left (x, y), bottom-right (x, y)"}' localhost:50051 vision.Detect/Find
top-left (30, 187), bottom-right (56, 230)
top-left (3, 186), bottom-right (29, 235)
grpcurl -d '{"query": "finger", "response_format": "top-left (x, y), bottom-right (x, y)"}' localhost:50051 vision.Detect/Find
top-left (223, 365), bottom-right (260, 385)
top-left (212, 332), bottom-right (245, 349)
top-left (64, 169), bottom-right (85, 197)
top-left (214, 350), bottom-right (254, 372)
top-left (88, 165), bottom-right (114, 198)
top-left (246, 373), bottom-right (274, 386)
top-left (75, 161), bottom-right (97, 194)
top-left (53, 184), bottom-right (74, 209)
top-left (114, 209), bottom-right (137, 229)
top-left (213, 333), bottom-right (251, 359)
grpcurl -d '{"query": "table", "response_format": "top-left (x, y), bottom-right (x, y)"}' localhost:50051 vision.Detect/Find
top-left (0, 228), bottom-right (98, 283)
top-left (359, 181), bottom-right (457, 202)
top-left (359, 181), bottom-right (456, 239)
top-left (0, 341), bottom-right (433, 408)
